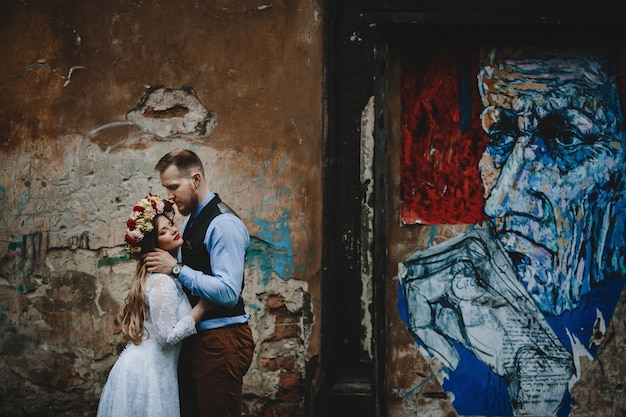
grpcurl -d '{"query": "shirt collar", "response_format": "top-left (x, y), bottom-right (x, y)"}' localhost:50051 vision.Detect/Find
top-left (192, 192), bottom-right (216, 219)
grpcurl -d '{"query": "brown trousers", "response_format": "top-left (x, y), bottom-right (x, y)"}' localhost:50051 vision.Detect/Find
top-left (178, 323), bottom-right (255, 417)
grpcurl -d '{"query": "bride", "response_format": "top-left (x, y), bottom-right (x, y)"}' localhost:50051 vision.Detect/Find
top-left (97, 194), bottom-right (210, 417)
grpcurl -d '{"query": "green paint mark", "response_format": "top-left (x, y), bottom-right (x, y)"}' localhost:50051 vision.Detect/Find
top-left (98, 253), bottom-right (129, 268)
top-left (16, 281), bottom-right (37, 294)
top-left (8, 241), bottom-right (23, 251)
top-left (0, 305), bottom-right (9, 330)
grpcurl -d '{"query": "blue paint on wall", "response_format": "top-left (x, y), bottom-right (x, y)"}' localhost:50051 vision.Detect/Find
top-left (252, 210), bottom-right (293, 281)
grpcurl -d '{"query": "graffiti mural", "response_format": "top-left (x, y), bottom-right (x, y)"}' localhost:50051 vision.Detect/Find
top-left (398, 47), bottom-right (626, 416)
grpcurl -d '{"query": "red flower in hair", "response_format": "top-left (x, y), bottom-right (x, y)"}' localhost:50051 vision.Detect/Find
top-left (125, 234), bottom-right (137, 247)
top-left (124, 194), bottom-right (176, 256)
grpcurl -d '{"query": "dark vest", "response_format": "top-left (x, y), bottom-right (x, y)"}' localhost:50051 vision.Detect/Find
top-left (181, 194), bottom-right (246, 320)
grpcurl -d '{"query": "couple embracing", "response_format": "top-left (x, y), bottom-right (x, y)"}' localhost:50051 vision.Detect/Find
top-left (97, 149), bottom-right (255, 417)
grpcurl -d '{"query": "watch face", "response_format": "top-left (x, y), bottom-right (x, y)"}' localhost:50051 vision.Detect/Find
top-left (172, 265), bottom-right (181, 275)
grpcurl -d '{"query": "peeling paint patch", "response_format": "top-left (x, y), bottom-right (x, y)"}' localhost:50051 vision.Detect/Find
top-left (126, 86), bottom-right (217, 138)
top-left (360, 95), bottom-right (375, 360)
top-left (349, 31), bottom-right (362, 42)
top-left (567, 328), bottom-right (594, 390)
top-left (63, 66), bottom-right (85, 87)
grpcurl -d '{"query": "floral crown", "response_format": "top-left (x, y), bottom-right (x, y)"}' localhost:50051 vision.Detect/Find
top-left (124, 194), bottom-right (175, 255)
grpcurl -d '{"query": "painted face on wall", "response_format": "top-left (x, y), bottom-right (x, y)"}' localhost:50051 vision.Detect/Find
top-left (477, 48), bottom-right (626, 315)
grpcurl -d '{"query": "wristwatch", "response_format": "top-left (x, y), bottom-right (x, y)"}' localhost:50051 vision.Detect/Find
top-left (171, 263), bottom-right (183, 278)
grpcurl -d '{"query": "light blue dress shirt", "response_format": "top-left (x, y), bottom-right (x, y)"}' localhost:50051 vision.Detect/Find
top-left (177, 192), bottom-right (250, 330)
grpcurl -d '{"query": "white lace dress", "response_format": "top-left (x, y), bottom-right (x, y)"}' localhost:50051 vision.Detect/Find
top-left (97, 273), bottom-right (196, 417)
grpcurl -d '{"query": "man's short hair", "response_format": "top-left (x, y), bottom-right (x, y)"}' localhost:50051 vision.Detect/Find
top-left (155, 148), bottom-right (205, 177)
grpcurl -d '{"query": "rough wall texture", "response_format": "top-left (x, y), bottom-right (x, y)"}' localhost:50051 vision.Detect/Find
top-left (0, 1), bottom-right (322, 416)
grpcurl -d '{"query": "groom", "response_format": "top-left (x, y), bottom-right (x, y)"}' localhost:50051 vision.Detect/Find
top-left (145, 148), bottom-right (255, 417)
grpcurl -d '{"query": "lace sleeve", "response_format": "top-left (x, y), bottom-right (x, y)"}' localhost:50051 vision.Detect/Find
top-left (146, 273), bottom-right (197, 348)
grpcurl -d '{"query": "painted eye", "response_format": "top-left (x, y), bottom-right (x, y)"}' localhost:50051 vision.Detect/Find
top-left (538, 112), bottom-right (588, 151)
top-left (552, 130), bottom-right (583, 148)
top-left (536, 111), bottom-right (603, 171)
top-left (485, 130), bottom-right (518, 169)
top-left (483, 108), bottom-right (519, 156)
top-left (489, 130), bottom-right (517, 149)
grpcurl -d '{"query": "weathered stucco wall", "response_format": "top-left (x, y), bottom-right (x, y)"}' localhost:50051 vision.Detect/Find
top-left (0, 1), bottom-right (322, 416)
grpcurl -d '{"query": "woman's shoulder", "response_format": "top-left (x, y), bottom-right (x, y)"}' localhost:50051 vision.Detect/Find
top-left (146, 272), bottom-right (177, 290)
top-left (147, 272), bottom-right (172, 280)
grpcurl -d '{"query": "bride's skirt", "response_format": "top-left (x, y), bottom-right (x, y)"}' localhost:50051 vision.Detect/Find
top-left (97, 338), bottom-right (182, 417)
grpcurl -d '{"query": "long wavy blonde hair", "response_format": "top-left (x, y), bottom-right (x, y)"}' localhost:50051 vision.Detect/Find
top-left (117, 214), bottom-right (164, 344)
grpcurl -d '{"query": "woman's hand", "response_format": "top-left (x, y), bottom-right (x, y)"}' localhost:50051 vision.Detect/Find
top-left (189, 297), bottom-right (218, 323)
